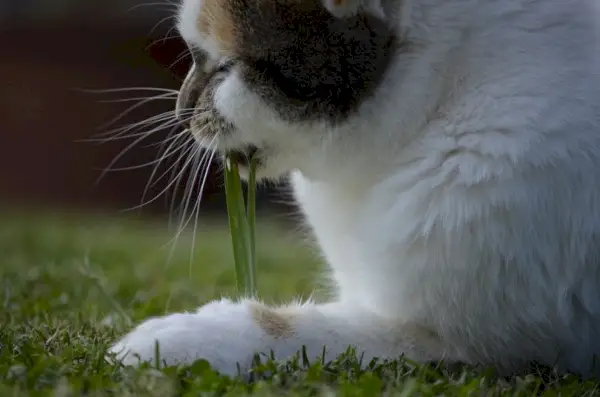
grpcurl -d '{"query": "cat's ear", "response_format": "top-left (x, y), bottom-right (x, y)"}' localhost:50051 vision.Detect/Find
top-left (321, 0), bottom-right (385, 19)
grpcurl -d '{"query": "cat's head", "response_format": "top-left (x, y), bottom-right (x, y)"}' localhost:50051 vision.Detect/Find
top-left (175, 0), bottom-right (399, 180)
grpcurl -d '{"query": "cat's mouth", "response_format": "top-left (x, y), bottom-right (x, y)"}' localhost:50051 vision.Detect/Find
top-left (226, 145), bottom-right (261, 168)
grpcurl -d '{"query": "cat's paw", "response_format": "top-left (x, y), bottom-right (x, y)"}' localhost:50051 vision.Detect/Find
top-left (107, 298), bottom-right (275, 376)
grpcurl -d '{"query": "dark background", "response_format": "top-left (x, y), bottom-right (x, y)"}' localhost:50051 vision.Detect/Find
top-left (1, 0), bottom-right (285, 219)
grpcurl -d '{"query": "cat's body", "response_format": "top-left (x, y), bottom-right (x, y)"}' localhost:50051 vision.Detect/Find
top-left (110, 0), bottom-right (600, 376)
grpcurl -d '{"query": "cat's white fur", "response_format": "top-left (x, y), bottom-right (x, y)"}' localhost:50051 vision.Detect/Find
top-left (110, 0), bottom-right (600, 376)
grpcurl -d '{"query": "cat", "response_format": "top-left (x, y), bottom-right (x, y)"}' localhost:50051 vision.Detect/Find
top-left (109, 0), bottom-right (600, 377)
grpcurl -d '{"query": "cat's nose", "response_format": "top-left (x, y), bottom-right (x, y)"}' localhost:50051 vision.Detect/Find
top-left (176, 65), bottom-right (201, 127)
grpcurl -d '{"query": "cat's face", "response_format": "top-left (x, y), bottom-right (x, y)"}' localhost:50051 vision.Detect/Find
top-left (176, 0), bottom-right (397, 179)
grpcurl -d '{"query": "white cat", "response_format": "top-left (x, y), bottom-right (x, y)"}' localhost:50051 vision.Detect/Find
top-left (109, 0), bottom-right (600, 377)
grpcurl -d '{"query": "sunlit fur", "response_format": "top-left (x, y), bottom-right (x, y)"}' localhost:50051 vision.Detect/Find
top-left (110, 0), bottom-right (600, 377)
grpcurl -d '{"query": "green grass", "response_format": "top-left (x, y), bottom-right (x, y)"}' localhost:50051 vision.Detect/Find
top-left (223, 156), bottom-right (258, 296)
top-left (0, 211), bottom-right (598, 396)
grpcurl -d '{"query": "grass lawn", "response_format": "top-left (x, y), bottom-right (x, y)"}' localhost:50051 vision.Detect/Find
top-left (1, 211), bottom-right (598, 396)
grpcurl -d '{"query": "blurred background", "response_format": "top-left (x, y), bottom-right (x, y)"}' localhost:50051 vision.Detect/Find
top-left (0, 0), bottom-right (322, 339)
top-left (0, 0), bottom-right (324, 341)
top-left (0, 0), bottom-right (288, 220)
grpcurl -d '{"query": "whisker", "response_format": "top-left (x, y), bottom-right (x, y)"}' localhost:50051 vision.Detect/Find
top-left (165, 134), bottom-right (207, 228)
top-left (106, 111), bottom-right (186, 133)
top-left (84, 125), bottom-right (175, 144)
top-left (188, 144), bottom-right (218, 276)
top-left (165, 137), bottom-right (207, 229)
top-left (97, 95), bottom-right (177, 104)
top-left (167, 145), bottom-right (204, 247)
top-left (167, 48), bottom-right (192, 70)
top-left (128, 3), bottom-right (179, 13)
top-left (97, 106), bottom-right (199, 135)
top-left (144, 131), bottom-right (191, 148)
top-left (121, 138), bottom-right (197, 213)
top-left (95, 93), bottom-right (183, 131)
top-left (185, 137), bottom-right (218, 219)
top-left (77, 87), bottom-right (179, 94)
top-left (87, 119), bottom-right (181, 147)
top-left (91, 110), bottom-right (195, 140)
top-left (100, 133), bottom-right (189, 172)
top-left (141, 132), bottom-right (196, 200)
top-left (164, 135), bottom-right (218, 265)
top-left (145, 135), bottom-right (195, 192)
top-left (93, 120), bottom-right (184, 186)
top-left (167, 133), bottom-right (217, 242)
top-left (87, 69), bottom-right (224, 274)
top-left (148, 15), bottom-right (178, 37)
top-left (146, 30), bottom-right (180, 51)
top-left (146, 34), bottom-right (183, 50)
top-left (158, 24), bottom-right (181, 46)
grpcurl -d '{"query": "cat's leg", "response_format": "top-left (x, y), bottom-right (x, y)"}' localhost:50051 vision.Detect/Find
top-left (108, 298), bottom-right (457, 376)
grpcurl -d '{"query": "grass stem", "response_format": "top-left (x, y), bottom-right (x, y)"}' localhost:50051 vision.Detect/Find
top-left (223, 156), bottom-right (258, 296)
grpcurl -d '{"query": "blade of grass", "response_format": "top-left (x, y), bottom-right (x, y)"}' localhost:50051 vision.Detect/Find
top-left (235, 172), bottom-right (253, 294)
top-left (223, 156), bottom-right (258, 296)
top-left (224, 157), bottom-right (248, 293)
top-left (246, 156), bottom-right (258, 294)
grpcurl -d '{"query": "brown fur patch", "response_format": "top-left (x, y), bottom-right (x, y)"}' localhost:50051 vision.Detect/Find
top-left (197, 0), bottom-right (237, 56)
top-left (250, 303), bottom-right (295, 339)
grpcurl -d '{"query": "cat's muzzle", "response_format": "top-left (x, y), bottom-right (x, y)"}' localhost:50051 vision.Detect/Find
top-left (226, 145), bottom-right (261, 168)
top-left (176, 60), bottom-right (264, 170)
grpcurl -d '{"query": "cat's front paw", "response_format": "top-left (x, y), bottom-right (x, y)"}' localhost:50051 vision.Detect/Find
top-left (108, 299), bottom-right (273, 376)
